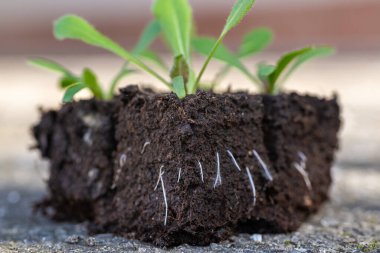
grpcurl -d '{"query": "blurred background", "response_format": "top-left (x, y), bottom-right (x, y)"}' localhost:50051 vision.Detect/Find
top-left (1, 0), bottom-right (380, 184)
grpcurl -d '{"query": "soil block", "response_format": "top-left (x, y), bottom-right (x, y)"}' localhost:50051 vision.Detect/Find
top-left (33, 86), bottom-right (340, 247)
top-left (33, 99), bottom-right (116, 221)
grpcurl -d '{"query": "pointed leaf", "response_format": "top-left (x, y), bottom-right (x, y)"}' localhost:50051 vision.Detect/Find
top-left (283, 47), bottom-right (335, 81)
top-left (28, 58), bottom-right (72, 76)
top-left (153, 0), bottom-right (192, 60)
top-left (172, 76), bottom-right (186, 99)
top-left (82, 68), bottom-right (104, 99)
top-left (257, 63), bottom-right (276, 92)
top-left (133, 20), bottom-right (161, 55)
top-left (195, 0), bottom-right (256, 89)
top-left (60, 76), bottom-right (79, 88)
top-left (268, 48), bottom-right (311, 86)
top-left (238, 28), bottom-right (273, 57)
top-left (54, 15), bottom-right (170, 87)
top-left (63, 83), bottom-right (86, 103)
top-left (222, 0), bottom-right (256, 37)
top-left (193, 37), bottom-right (259, 85)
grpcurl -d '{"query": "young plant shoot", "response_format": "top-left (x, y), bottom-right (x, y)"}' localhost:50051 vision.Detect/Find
top-left (192, 27), bottom-right (273, 89)
top-left (29, 20), bottom-right (165, 102)
top-left (30, 0), bottom-right (256, 101)
top-left (194, 29), bottom-right (334, 95)
top-left (257, 47), bottom-right (335, 94)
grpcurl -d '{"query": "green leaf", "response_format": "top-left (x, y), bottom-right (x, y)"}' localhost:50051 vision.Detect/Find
top-left (238, 28), bottom-right (273, 57)
top-left (283, 47), bottom-right (335, 81)
top-left (132, 20), bottom-right (161, 55)
top-left (192, 37), bottom-right (260, 86)
top-left (192, 37), bottom-right (242, 69)
top-left (60, 76), bottom-right (79, 88)
top-left (172, 76), bottom-right (186, 99)
top-left (257, 63), bottom-right (276, 91)
top-left (153, 0), bottom-right (192, 61)
top-left (170, 55), bottom-right (189, 85)
top-left (139, 50), bottom-right (167, 70)
top-left (28, 58), bottom-right (72, 76)
top-left (194, 0), bottom-right (256, 90)
top-left (82, 68), bottom-right (104, 99)
top-left (268, 48), bottom-right (311, 87)
top-left (54, 15), bottom-right (170, 87)
top-left (222, 0), bottom-right (256, 37)
top-left (63, 83), bottom-right (86, 103)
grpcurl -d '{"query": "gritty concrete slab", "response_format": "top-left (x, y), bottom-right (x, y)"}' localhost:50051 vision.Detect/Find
top-left (0, 166), bottom-right (379, 253)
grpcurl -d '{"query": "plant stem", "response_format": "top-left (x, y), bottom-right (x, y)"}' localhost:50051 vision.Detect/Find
top-left (195, 37), bottom-right (224, 92)
top-left (108, 62), bottom-right (130, 99)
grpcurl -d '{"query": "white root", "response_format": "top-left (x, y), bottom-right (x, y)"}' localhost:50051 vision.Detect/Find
top-left (154, 165), bottom-right (164, 191)
top-left (298, 151), bottom-right (307, 164)
top-left (213, 152), bottom-right (222, 188)
top-left (253, 150), bottom-right (273, 182)
top-left (112, 154), bottom-right (127, 189)
top-left (227, 150), bottom-right (241, 171)
top-left (198, 160), bottom-right (204, 182)
top-left (141, 141), bottom-right (151, 154)
top-left (294, 152), bottom-right (312, 191)
top-left (245, 167), bottom-right (257, 205)
top-left (160, 173), bottom-right (168, 226)
top-left (119, 154), bottom-right (127, 168)
top-left (177, 167), bottom-right (182, 183)
top-left (153, 166), bottom-right (168, 226)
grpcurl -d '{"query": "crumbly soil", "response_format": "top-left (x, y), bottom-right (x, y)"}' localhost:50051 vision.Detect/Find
top-left (32, 99), bottom-right (117, 221)
top-left (32, 86), bottom-right (341, 247)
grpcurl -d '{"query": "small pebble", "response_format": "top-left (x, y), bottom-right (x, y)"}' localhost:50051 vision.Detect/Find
top-left (65, 235), bottom-right (81, 244)
top-left (7, 191), bottom-right (21, 204)
top-left (250, 234), bottom-right (263, 242)
top-left (85, 237), bottom-right (97, 246)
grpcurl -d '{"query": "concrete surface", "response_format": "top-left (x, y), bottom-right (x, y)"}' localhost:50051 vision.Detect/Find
top-left (0, 165), bottom-right (379, 253)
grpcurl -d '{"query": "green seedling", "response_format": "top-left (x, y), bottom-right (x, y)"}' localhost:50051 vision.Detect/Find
top-left (29, 20), bottom-right (165, 102)
top-left (194, 34), bottom-right (333, 95)
top-left (153, 0), bottom-right (257, 97)
top-left (193, 27), bottom-right (273, 89)
top-left (31, 0), bottom-right (256, 101)
top-left (257, 47), bottom-right (335, 94)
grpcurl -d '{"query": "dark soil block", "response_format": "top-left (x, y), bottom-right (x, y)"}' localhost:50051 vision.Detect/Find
top-left (91, 87), bottom-right (341, 247)
top-left (33, 99), bottom-right (116, 221)
top-left (32, 86), bottom-right (340, 247)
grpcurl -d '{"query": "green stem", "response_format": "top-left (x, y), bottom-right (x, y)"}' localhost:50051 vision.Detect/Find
top-left (194, 36), bottom-right (224, 92)
top-left (107, 62), bottom-right (130, 99)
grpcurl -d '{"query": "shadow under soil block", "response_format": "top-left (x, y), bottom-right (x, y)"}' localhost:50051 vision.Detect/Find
top-left (33, 86), bottom-right (340, 247)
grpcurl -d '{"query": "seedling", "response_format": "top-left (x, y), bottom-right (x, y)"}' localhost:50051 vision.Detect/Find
top-left (30, 0), bottom-right (256, 101)
top-left (29, 20), bottom-right (165, 102)
top-left (257, 47), bottom-right (335, 94)
top-left (194, 37), bottom-right (334, 95)
top-left (192, 27), bottom-right (273, 89)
